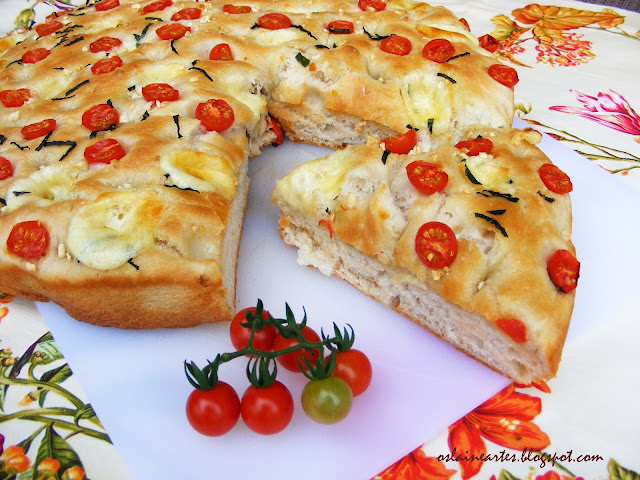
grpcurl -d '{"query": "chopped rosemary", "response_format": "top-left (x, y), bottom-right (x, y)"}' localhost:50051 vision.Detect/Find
top-left (537, 190), bottom-right (555, 203)
top-left (0, 198), bottom-right (5, 206)
top-left (141, 110), bottom-right (150, 121)
top-left (127, 85), bottom-right (136, 91)
top-left (64, 35), bottom-right (84, 47)
top-left (437, 73), bottom-right (456, 84)
top-left (188, 66), bottom-right (213, 82)
top-left (381, 149), bottom-right (391, 165)
top-left (475, 213), bottom-right (508, 237)
top-left (463, 163), bottom-right (482, 185)
top-left (477, 189), bottom-right (519, 203)
top-left (486, 209), bottom-right (506, 215)
top-left (363, 27), bottom-right (389, 41)
top-left (292, 24), bottom-right (317, 40)
top-left (0, 134), bottom-right (6, 145)
top-left (127, 259), bottom-right (140, 270)
top-left (315, 44), bottom-right (329, 49)
top-left (134, 22), bottom-right (155, 46)
top-left (65, 79), bottom-right (90, 97)
top-left (35, 132), bottom-right (77, 162)
top-left (170, 39), bottom-right (179, 55)
top-left (446, 52), bottom-right (470, 62)
top-left (89, 124), bottom-right (116, 139)
top-left (145, 17), bottom-right (164, 21)
top-left (173, 114), bottom-right (183, 139)
top-left (13, 191), bottom-right (31, 196)
top-left (427, 118), bottom-right (434, 134)
top-left (295, 52), bottom-right (310, 67)
top-left (11, 142), bottom-right (29, 151)
top-left (4, 59), bottom-right (23, 69)
top-left (164, 184), bottom-right (200, 193)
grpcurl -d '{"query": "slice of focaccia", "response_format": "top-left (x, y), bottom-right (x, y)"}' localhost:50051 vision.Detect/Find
top-left (272, 126), bottom-right (579, 382)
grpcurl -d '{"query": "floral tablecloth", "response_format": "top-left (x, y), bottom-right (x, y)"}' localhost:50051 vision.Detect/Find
top-left (1, 1), bottom-right (639, 479)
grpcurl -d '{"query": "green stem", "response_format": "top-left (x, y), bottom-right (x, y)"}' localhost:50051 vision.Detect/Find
top-left (0, 375), bottom-right (86, 409)
top-left (0, 408), bottom-right (110, 442)
top-left (573, 150), bottom-right (639, 163)
top-left (585, 25), bottom-right (640, 41)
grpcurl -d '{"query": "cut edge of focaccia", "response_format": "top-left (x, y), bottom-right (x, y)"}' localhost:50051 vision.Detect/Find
top-left (271, 127), bottom-right (577, 383)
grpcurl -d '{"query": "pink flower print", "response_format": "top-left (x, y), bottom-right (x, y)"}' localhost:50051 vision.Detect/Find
top-left (549, 90), bottom-right (640, 138)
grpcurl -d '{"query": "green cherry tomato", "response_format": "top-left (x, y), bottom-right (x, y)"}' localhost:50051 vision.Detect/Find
top-left (301, 377), bottom-right (353, 424)
top-left (186, 382), bottom-right (240, 436)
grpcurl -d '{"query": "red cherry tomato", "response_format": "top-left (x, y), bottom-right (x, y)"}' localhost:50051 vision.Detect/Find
top-left (186, 382), bottom-right (240, 436)
top-left (331, 349), bottom-right (372, 397)
top-left (156, 23), bottom-right (191, 40)
top-left (195, 99), bottom-right (234, 132)
top-left (488, 64), bottom-right (519, 88)
top-left (230, 307), bottom-right (276, 353)
top-left (422, 39), bottom-right (455, 63)
top-left (269, 116), bottom-right (284, 146)
top-left (21, 119), bottom-right (56, 140)
top-left (223, 4), bottom-right (251, 14)
top-left (455, 137), bottom-right (493, 156)
top-left (142, 83), bottom-right (179, 103)
top-left (82, 104), bottom-right (119, 131)
top-left (327, 20), bottom-right (354, 34)
top-left (547, 249), bottom-right (580, 293)
top-left (142, 0), bottom-right (171, 14)
top-left (380, 35), bottom-right (412, 56)
top-left (495, 318), bottom-right (527, 344)
top-left (538, 164), bottom-right (572, 194)
top-left (171, 8), bottom-right (202, 21)
top-left (209, 43), bottom-right (234, 61)
top-left (89, 36), bottom-right (122, 53)
top-left (22, 48), bottom-right (50, 64)
top-left (95, 0), bottom-right (120, 11)
top-left (35, 20), bottom-right (63, 37)
top-left (415, 221), bottom-right (457, 269)
top-left (240, 381), bottom-right (294, 435)
top-left (479, 34), bottom-right (500, 53)
top-left (0, 157), bottom-right (14, 181)
top-left (91, 56), bottom-right (123, 75)
top-left (84, 138), bottom-right (126, 164)
top-left (257, 13), bottom-right (292, 30)
top-left (358, 0), bottom-right (386, 11)
top-left (6, 220), bottom-right (49, 259)
top-left (272, 325), bottom-right (321, 372)
top-left (406, 161), bottom-right (448, 195)
top-left (382, 129), bottom-right (417, 154)
top-left (1, 89), bottom-right (32, 108)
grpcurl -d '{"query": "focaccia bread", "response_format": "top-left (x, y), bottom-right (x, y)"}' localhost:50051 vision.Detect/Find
top-left (272, 127), bottom-right (579, 382)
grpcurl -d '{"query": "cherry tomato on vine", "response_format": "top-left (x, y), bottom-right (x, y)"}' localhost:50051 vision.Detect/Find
top-left (240, 381), bottom-right (294, 435)
top-left (229, 307), bottom-right (277, 353)
top-left (272, 326), bottom-right (320, 372)
top-left (301, 377), bottom-right (352, 424)
top-left (330, 349), bottom-right (372, 397)
top-left (186, 382), bottom-right (240, 436)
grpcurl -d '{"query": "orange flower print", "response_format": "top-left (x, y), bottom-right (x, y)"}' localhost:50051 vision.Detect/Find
top-left (488, 4), bottom-right (626, 67)
top-left (447, 384), bottom-right (550, 479)
top-left (376, 446), bottom-right (456, 480)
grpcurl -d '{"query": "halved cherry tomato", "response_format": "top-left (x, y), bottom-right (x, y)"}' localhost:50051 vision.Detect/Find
top-left (186, 382), bottom-right (240, 436)
top-left (22, 48), bottom-right (50, 64)
top-left (327, 20), bottom-right (354, 34)
top-left (272, 325), bottom-right (321, 372)
top-left (495, 318), bottom-right (527, 344)
top-left (406, 161), bottom-right (448, 195)
top-left (35, 20), bottom-right (63, 37)
top-left (269, 116), bottom-right (284, 146)
top-left (6, 220), bottom-right (49, 259)
top-left (415, 221), bottom-right (457, 269)
top-left (195, 99), bottom-right (234, 132)
top-left (538, 163), bottom-right (572, 194)
top-left (172, 7), bottom-right (202, 21)
top-left (91, 56), bottom-right (123, 75)
top-left (331, 349), bottom-right (372, 397)
top-left (156, 23), bottom-right (191, 40)
top-left (455, 137), bottom-right (493, 156)
top-left (382, 129), bottom-right (417, 154)
top-left (230, 306), bottom-right (276, 353)
top-left (547, 249), bottom-right (580, 293)
top-left (257, 13), bottom-right (292, 30)
top-left (89, 36), bottom-right (122, 53)
top-left (0, 89), bottom-right (32, 108)
top-left (95, 0), bottom-right (120, 11)
top-left (209, 43), bottom-right (233, 61)
top-left (479, 34), bottom-right (500, 53)
top-left (459, 18), bottom-right (470, 31)
top-left (142, 83), bottom-right (179, 103)
top-left (380, 35), bottom-right (412, 56)
top-left (84, 138), bottom-right (126, 164)
top-left (241, 381), bottom-right (294, 435)
top-left (302, 377), bottom-right (352, 424)
top-left (358, 0), bottom-right (386, 11)
top-left (21, 119), bottom-right (56, 140)
top-left (0, 157), bottom-right (13, 181)
top-left (142, 0), bottom-right (171, 14)
top-left (422, 38), bottom-right (455, 63)
top-left (223, 4), bottom-right (251, 14)
top-left (488, 64), bottom-right (519, 88)
top-left (82, 104), bottom-right (119, 131)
